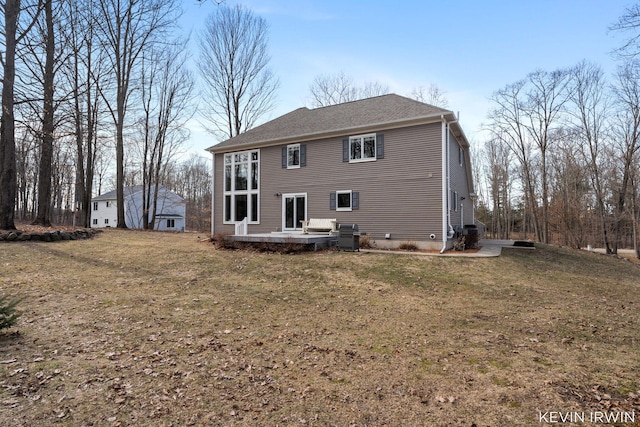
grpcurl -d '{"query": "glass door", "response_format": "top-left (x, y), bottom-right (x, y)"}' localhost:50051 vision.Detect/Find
top-left (282, 193), bottom-right (306, 231)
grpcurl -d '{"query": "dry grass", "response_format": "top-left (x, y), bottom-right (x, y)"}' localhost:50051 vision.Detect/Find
top-left (1, 229), bottom-right (639, 426)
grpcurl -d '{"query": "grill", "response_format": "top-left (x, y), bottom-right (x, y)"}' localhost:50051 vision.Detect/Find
top-left (338, 224), bottom-right (360, 251)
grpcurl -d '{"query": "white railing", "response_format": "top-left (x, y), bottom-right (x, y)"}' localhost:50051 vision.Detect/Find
top-left (235, 217), bottom-right (248, 236)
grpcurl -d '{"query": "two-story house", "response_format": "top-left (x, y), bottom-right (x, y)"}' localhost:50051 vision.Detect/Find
top-left (91, 185), bottom-right (186, 231)
top-left (206, 94), bottom-right (475, 250)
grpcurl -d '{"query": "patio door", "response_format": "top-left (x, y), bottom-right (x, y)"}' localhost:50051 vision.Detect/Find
top-left (282, 193), bottom-right (307, 231)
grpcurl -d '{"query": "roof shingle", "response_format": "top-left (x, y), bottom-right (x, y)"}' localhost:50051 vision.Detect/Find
top-left (207, 94), bottom-right (452, 152)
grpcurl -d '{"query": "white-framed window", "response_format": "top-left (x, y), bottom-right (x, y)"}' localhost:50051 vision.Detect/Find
top-left (330, 190), bottom-right (359, 211)
top-left (224, 150), bottom-right (260, 224)
top-left (336, 190), bottom-right (353, 211)
top-left (167, 219), bottom-right (175, 228)
top-left (92, 219), bottom-right (97, 225)
top-left (104, 218), bottom-right (109, 224)
top-left (287, 144), bottom-right (300, 169)
top-left (349, 133), bottom-right (376, 162)
top-left (451, 190), bottom-right (459, 212)
top-left (458, 146), bottom-right (464, 167)
top-left (93, 202), bottom-right (98, 211)
top-left (106, 201), bottom-right (112, 207)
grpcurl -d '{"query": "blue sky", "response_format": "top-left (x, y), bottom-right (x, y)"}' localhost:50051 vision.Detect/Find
top-left (181, 0), bottom-right (631, 155)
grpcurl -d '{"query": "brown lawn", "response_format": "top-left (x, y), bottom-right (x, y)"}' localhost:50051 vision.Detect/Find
top-left (0, 229), bottom-right (639, 426)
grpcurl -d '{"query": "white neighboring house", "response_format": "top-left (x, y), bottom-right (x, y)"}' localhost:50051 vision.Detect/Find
top-left (91, 185), bottom-right (186, 231)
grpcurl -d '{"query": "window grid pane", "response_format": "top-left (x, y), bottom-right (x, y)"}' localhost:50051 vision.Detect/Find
top-left (350, 138), bottom-right (361, 160)
top-left (251, 194), bottom-right (258, 222)
top-left (363, 136), bottom-right (376, 158)
top-left (251, 163), bottom-right (258, 190)
top-left (337, 193), bottom-right (351, 209)
top-left (288, 146), bottom-right (300, 167)
top-left (235, 195), bottom-right (248, 221)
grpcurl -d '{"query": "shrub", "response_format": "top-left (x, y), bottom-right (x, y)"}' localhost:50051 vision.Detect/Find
top-left (211, 232), bottom-right (232, 249)
top-left (453, 235), bottom-right (466, 251)
top-left (0, 295), bottom-right (22, 331)
top-left (358, 235), bottom-right (372, 249)
top-left (398, 241), bottom-right (419, 251)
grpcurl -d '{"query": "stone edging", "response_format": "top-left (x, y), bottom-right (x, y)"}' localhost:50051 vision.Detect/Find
top-left (0, 228), bottom-right (101, 242)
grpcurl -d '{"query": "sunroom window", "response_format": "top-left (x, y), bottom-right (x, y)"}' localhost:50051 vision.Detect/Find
top-left (224, 150), bottom-right (259, 223)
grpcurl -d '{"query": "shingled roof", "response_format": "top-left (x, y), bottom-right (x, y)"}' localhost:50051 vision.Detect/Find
top-left (92, 185), bottom-right (184, 202)
top-left (206, 94), bottom-right (461, 153)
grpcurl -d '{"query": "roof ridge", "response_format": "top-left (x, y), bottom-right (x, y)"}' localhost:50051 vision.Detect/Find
top-left (309, 93), bottom-right (399, 111)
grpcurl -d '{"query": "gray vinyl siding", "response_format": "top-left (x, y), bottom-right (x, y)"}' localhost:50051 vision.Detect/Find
top-left (448, 129), bottom-right (473, 228)
top-left (214, 123), bottom-right (446, 241)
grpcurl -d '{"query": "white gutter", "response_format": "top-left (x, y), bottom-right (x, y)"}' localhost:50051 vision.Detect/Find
top-left (210, 152), bottom-right (215, 236)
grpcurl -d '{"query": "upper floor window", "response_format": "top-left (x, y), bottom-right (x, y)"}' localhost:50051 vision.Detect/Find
top-left (288, 144), bottom-right (300, 168)
top-left (93, 202), bottom-right (98, 211)
top-left (458, 146), bottom-right (464, 167)
top-left (343, 133), bottom-right (384, 163)
top-left (350, 134), bottom-right (376, 162)
top-left (282, 144), bottom-right (306, 169)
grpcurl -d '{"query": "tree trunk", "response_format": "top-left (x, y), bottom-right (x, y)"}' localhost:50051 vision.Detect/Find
top-left (33, 0), bottom-right (55, 227)
top-left (73, 28), bottom-right (86, 227)
top-left (0, 0), bottom-right (20, 230)
top-left (116, 95), bottom-right (127, 228)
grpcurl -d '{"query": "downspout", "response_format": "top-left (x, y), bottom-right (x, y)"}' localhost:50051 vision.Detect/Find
top-left (440, 114), bottom-right (459, 253)
top-left (210, 152), bottom-right (215, 236)
top-left (440, 117), bottom-right (448, 253)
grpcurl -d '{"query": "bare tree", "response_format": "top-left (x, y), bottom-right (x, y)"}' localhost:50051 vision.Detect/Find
top-left (0, 0), bottom-right (43, 229)
top-left (523, 68), bottom-right (571, 244)
top-left (610, 60), bottom-right (640, 254)
top-left (308, 71), bottom-right (389, 108)
top-left (631, 163), bottom-right (640, 258)
top-left (31, 0), bottom-right (55, 226)
top-left (410, 84), bottom-right (449, 108)
top-left (95, 0), bottom-right (180, 228)
top-left (165, 154), bottom-right (211, 232)
top-left (198, 4), bottom-right (279, 139)
top-left (135, 44), bottom-right (194, 229)
top-left (548, 128), bottom-right (590, 249)
top-left (483, 136), bottom-right (513, 239)
top-left (66, 0), bottom-right (108, 228)
top-left (487, 80), bottom-right (542, 241)
top-left (610, 3), bottom-right (640, 58)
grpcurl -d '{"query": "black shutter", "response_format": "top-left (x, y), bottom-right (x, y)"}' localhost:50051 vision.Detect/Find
top-left (300, 144), bottom-right (306, 167)
top-left (342, 139), bottom-right (349, 162)
top-left (329, 192), bottom-right (336, 210)
top-left (352, 191), bottom-right (359, 210)
top-left (282, 147), bottom-right (287, 168)
top-left (376, 134), bottom-right (384, 159)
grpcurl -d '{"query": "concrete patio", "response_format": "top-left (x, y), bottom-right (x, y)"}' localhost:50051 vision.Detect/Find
top-left (361, 239), bottom-right (535, 258)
